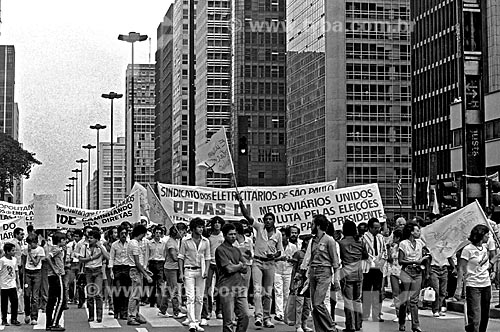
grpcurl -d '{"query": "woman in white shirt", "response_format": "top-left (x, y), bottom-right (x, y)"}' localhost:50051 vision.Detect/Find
top-left (459, 225), bottom-right (492, 332)
top-left (398, 223), bottom-right (430, 332)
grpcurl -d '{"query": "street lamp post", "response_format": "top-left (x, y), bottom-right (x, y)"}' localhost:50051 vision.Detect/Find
top-left (118, 32), bottom-right (148, 191)
top-left (68, 179), bottom-right (76, 207)
top-left (82, 144), bottom-right (96, 209)
top-left (63, 188), bottom-right (71, 206)
top-left (76, 159), bottom-right (88, 209)
top-left (72, 169), bottom-right (82, 208)
top-left (65, 184), bottom-right (74, 206)
top-left (101, 92), bottom-right (123, 207)
top-left (90, 124), bottom-right (107, 209)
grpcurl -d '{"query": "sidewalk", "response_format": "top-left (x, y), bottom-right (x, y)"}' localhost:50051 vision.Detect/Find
top-left (446, 287), bottom-right (500, 319)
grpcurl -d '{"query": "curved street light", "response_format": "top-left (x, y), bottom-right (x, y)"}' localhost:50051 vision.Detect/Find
top-left (76, 159), bottom-right (88, 209)
top-left (63, 188), bottom-right (71, 206)
top-left (90, 124), bottom-right (107, 209)
top-left (82, 144), bottom-right (96, 209)
top-left (71, 169), bottom-right (82, 208)
top-left (67, 180), bottom-right (76, 207)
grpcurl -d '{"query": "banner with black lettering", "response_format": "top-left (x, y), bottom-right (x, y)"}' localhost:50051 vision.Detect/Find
top-left (57, 191), bottom-right (140, 228)
top-left (156, 181), bottom-right (384, 232)
top-left (0, 201), bottom-right (34, 222)
top-left (0, 218), bottom-right (25, 241)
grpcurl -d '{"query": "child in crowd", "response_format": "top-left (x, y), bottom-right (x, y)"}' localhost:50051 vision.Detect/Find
top-left (0, 242), bottom-right (21, 326)
top-left (290, 234), bottom-right (313, 332)
top-left (46, 232), bottom-right (67, 332)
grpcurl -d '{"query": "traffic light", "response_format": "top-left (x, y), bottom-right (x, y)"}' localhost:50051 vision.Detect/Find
top-left (490, 180), bottom-right (500, 206)
top-left (239, 136), bottom-right (248, 155)
top-left (439, 181), bottom-right (459, 212)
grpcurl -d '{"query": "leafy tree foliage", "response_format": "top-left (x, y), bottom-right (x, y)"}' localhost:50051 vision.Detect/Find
top-left (0, 133), bottom-right (42, 200)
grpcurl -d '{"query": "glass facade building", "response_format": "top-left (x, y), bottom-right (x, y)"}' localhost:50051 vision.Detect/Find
top-left (0, 46), bottom-right (15, 139)
top-left (125, 64), bottom-right (156, 190)
top-left (287, 1), bottom-right (412, 217)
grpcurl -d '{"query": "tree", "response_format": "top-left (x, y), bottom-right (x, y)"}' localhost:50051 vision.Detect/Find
top-left (0, 133), bottom-right (42, 201)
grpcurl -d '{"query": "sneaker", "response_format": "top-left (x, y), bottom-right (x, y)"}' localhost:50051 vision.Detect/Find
top-left (200, 318), bottom-right (208, 326)
top-left (264, 320), bottom-right (275, 328)
top-left (433, 312), bottom-right (440, 317)
top-left (302, 327), bottom-right (313, 332)
top-left (31, 320), bottom-right (38, 325)
top-left (182, 319), bottom-right (190, 326)
top-left (136, 317), bottom-right (147, 324)
top-left (274, 315), bottom-right (284, 322)
top-left (255, 318), bottom-right (263, 327)
top-left (296, 328), bottom-right (304, 332)
top-left (108, 310), bottom-right (114, 315)
top-left (2, 321), bottom-right (9, 326)
top-left (158, 311), bottom-right (172, 318)
top-left (11, 320), bottom-right (21, 326)
top-left (393, 317), bottom-right (400, 322)
top-left (25, 316), bottom-right (31, 324)
top-left (127, 320), bottom-right (140, 326)
top-left (173, 312), bottom-right (187, 319)
top-left (196, 324), bottom-right (205, 332)
top-left (406, 314), bottom-right (411, 321)
top-left (441, 307), bottom-right (447, 313)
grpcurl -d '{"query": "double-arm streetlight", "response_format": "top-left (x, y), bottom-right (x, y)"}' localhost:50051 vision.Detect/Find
top-left (71, 169), bottom-right (82, 208)
top-left (90, 124), bottom-right (107, 209)
top-left (76, 159), bottom-right (88, 209)
top-left (118, 32), bottom-right (148, 190)
top-left (101, 92), bottom-right (123, 207)
top-left (82, 144), bottom-right (96, 209)
top-left (63, 188), bottom-right (71, 206)
top-left (68, 179), bottom-right (77, 207)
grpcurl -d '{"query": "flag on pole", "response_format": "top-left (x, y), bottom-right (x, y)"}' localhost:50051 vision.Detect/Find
top-left (146, 183), bottom-right (174, 230)
top-left (396, 179), bottom-right (402, 207)
top-left (488, 172), bottom-right (499, 182)
top-left (196, 127), bottom-right (235, 174)
top-left (427, 178), bottom-right (431, 206)
top-left (432, 187), bottom-right (440, 215)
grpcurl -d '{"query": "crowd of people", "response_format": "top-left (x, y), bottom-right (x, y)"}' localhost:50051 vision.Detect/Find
top-left (0, 198), bottom-right (499, 332)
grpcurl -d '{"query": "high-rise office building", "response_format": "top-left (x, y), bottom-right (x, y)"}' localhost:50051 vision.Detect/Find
top-left (0, 45), bottom-right (15, 138)
top-left (195, 0), bottom-right (232, 187)
top-left (90, 138), bottom-right (126, 209)
top-left (155, 5), bottom-right (174, 184)
top-left (125, 64), bottom-right (156, 191)
top-left (286, 1), bottom-right (412, 217)
top-left (232, 0), bottom-right (287, 186)
top-left (412, 0), bottom-right (490, 211)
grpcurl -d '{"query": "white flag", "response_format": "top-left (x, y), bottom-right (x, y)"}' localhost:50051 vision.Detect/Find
top-left (432, 187), bottom-right (440, 215)
top-left (197, 127), bottom-right (235, 174)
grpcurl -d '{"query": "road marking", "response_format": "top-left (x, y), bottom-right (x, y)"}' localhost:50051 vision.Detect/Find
top-left (135, 328), bottom-right (149, 332)
top-left (86, 308), bottom-right (121, 328)
top-left (140, 307), bottom-right (183, 327)
top-left (33, 310), bottom-right (65, 330)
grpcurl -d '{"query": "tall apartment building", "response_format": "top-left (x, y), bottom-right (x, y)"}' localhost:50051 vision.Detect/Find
top-left (89, 138), bottom-right (126, 209)
top-left (155, 5), bottom-right (174, 184)
top-left (286, 1), bottom-right (412, 218)
top-left (195, 0), bottom-right (232, 187)
top-left (232, 0), bottom-right (287, 186)
top-left (125, 64), bottom-right (156, 191)
top-left (412, 0), bottom-right (493, 210)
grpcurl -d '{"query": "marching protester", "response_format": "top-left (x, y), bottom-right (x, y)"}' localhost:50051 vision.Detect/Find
top-left (0, 242), bottom-right (21, 326)
top-left (300, 214), bottom-right (340, 332)
top-left (387, 228), bottom-right (404, 320)
top-left (215, 222), bottom-right (250, 332)
top-left (178, 218), bottom-right (211, 332)
top-left (338, 220), bottom-right (368, 332)
top-left (79, 230), bottom-right (108, 323)
top-left (290, 234), bottom-right (313, 332)
top-left (362, 218), bottom-right (387, 322)
top-left (126, 224), bottom-right (153, 326)
top-left (160, 223), bottom-right (187, 319)
top-left (460, 225), bottom-right (493, 332)
top-left (109, 225), bottom-right (130, 320)
top-left (274, 226), bottom-right (297, 322)
top-left (202, 216), bottom-right (225, 322)
top-left (232, 222), bottom-right (253, 294)
top-left (398, 222), bottom-right (429, 332)
top-left (238, 196), bottom-right (283, 328)
top-left (103, 227), bottom-right (117, 315)
top-left (24, 233), bottom-right (45, 325)
top-left (45, 232), bottom-right (67, 332)
top-left (147, 226), bottom-right (166, 309)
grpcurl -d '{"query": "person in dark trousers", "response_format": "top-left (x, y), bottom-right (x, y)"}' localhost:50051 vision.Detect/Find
top-left (291, 234), bottom-right (313, 332)
top-left (300, 215), bottom-right (340, 332)
top-left (46, 232), bottom-right (67, 332)
top-left (0, 242), bottom-right (21, 326)
top-left (109, 225), bottom-right (131, 320)
top-left (24, 234), bottom-right (45, 325)
top-left (338, 220), bottom-right (368, 332)
top-left (216, 222), bottom-right (250, 332)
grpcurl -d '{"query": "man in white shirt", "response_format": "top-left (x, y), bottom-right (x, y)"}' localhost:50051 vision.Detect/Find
top-left (109, 225), bottom-right (130, 320)
top-left (147, 226), bottom-right (166, 308)
top-left (274, 227), bottom-right (297, 322)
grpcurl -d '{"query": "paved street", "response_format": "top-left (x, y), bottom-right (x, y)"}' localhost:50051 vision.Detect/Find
top-left (2, 299), bottom-right (500, 332)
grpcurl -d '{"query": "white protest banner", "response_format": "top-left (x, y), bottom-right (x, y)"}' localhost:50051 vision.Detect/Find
top-left (0, 218), bottom-right (24, 241)
top-left (196, 127), bottom-right (235, 174)
top-left (156, 181), bottom-right (385, 232)
top-left (0, 201), bottom-right (34, 222)
top-left (33, 194), bottom-right (57, 229)
top-left (421, 201), bottom-right (487, 266)
top-left (147, 184), bottom-right (174, 229)
top-left (56, 191), bottom-right (141, 228)
top-left (131, 182), bottom-right (149, 218)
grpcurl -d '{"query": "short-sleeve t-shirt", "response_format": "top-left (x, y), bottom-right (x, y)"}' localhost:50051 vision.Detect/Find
top-left (24, 246), bottom-right (46, 270)
top-left (164, 237), bottom-right (180, 270)
top-left (0, 257), bottom-right (17, 289)
top-left (253, 222), bottom-right (284, 258)
top-left (209, 233), bottom-right (224, 265)
top-left (127, 239), bottom-right (146, 267)
top-left (215, 242), bottom-right (244, 289)
top-left (399, 239), bottom-right (425, 263)
top-left (461, 243), bottom-right (491, 288)
top-left (48, 246), bottom-right (65, 277)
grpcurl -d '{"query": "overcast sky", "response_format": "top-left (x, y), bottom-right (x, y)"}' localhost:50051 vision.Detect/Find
top-left (1, 0), bottom-right (173, 204)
